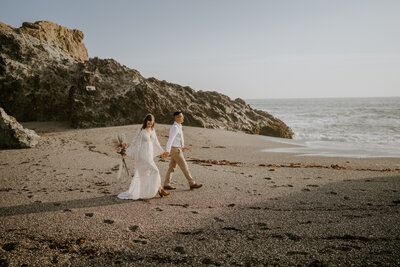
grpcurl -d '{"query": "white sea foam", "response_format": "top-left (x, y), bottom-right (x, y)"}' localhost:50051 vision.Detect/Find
top-left (247, 97), bottom-right (400, 158)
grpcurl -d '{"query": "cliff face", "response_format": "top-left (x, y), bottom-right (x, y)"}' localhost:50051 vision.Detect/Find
top-left (0, 21), bottom-right (79, 122)
top-left (0, 21), bottom-right (293, 138)
top-left (3, 21), bottom-right (88, 62)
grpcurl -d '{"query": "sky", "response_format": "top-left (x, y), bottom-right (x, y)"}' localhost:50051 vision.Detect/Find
top-left (1, 0), bottom-right (399, 99)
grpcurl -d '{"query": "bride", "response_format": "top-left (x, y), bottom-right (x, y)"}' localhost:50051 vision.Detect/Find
top-left (118, 114), bottom-right (170, 200)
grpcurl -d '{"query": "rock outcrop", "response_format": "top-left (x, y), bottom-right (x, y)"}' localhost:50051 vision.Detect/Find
top-left (0, 107), bottom-right (40, 148)
top-left (0, 21), bottom-right (79, 121)
top-left (0, 21), bottom-right (294, 138)
top-left (1, 21), bottom-right (88, 62)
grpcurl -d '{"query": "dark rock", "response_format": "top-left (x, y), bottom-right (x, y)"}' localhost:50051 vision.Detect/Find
top-left (0, 258), bottom-right (9, 267)
top-left (202, 257), bottom-right (213, 264)
top-left (2, 242), bottom-right (17, 251)
top-left (51, 256), bottom-right (58, 264)
top-left (173, 246), bottom-right (185, 254)
top-left (0, 21), bottom-right (294, 138)
top-left (0, 108), bottom-right (39, 148)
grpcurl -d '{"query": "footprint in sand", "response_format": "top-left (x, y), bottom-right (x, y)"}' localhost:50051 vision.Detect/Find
top-left (285, 233), bottom-right (302, 241)
top-left (129, 225), bottom-right (139, 232)
top-left (174, 246), bottom-right (186, 254)
top-left (104, 219), bottom-right (114, 224)
top-left (222, 227), bottom-right (242, 232)
top-left (287, 251), bottom-right (308, 256)
top-left (214, 217), bottom-right (224, 222)
top-left (133, 240), bottom-right (147, 244)
top-left (247, 235), bottom-right (256, 241)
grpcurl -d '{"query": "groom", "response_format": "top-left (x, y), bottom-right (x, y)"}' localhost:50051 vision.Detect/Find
top-left (162, 112), bottom-right (203, 190)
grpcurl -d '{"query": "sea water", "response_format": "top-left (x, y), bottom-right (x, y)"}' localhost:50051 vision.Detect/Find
top-left (246, 97), bottom-right (400, 158)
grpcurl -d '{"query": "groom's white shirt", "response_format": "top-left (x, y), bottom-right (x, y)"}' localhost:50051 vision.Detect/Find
top-left (166, 121), bottom-right (184, 152)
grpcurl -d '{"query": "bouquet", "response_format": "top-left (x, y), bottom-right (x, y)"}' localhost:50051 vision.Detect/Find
top-left (116, 134), bottom-right (130, 179)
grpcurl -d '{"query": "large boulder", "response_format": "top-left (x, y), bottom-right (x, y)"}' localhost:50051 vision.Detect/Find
top-left (0, 20), bottom-right (294, 138)
top-left (0, 107), bottom-right (40, 148)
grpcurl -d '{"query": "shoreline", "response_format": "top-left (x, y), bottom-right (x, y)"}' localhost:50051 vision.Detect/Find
top-left (259, 135), bottom-right (400, 159)
top-left (1, 122), bottom-right (399, 265)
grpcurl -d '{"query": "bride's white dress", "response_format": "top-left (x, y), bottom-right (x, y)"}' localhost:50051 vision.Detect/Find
top-left (118, 127), bottom-right (164, 200)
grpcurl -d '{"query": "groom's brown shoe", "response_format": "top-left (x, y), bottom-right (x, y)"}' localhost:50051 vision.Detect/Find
top-left (164, 185), bottom-right (176, 190)
top-left (190, 183), bottom-right (203, 190)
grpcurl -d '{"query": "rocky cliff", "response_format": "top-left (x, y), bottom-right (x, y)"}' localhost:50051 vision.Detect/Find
top-left (0, 21), bottom-right (293, 138)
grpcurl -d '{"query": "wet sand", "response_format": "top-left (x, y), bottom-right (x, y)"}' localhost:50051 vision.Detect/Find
top-left (1, 122), bottom-right (400, 266)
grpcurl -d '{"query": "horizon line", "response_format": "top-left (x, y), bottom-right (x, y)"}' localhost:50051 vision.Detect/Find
top-left (245, 96), bottom-right (400, 101)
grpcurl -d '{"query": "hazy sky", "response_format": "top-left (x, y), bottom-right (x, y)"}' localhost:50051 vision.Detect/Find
top-left (1, 0), bottom-right (399, 99)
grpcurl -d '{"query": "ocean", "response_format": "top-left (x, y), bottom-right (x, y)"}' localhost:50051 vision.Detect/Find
top-left (246, 97), bottom-right (400, 158)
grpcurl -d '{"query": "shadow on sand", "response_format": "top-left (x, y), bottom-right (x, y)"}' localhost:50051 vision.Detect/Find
top-left (0, 195), bottom-right (130, 217)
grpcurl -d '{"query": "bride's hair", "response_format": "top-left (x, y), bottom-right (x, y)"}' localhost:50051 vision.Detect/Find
top-left (142, 114), bottom-right (155, 130)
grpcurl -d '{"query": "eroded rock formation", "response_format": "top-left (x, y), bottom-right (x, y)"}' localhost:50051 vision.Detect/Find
top-left (0, 21), bottom-right (88, 61)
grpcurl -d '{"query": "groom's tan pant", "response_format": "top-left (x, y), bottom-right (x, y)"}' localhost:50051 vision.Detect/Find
top-left (164, 147), bottom-right (195, 186)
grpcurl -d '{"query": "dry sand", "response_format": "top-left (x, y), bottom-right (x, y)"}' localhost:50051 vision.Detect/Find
top-left (1, 122), bottom-right (399, 266)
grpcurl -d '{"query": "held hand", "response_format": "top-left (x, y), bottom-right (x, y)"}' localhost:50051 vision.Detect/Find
top-left (162, 152), bottom-right (169, 158)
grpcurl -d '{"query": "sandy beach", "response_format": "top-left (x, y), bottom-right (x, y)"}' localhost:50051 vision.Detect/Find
top-left (1, 122), bottom-right (399, 266)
